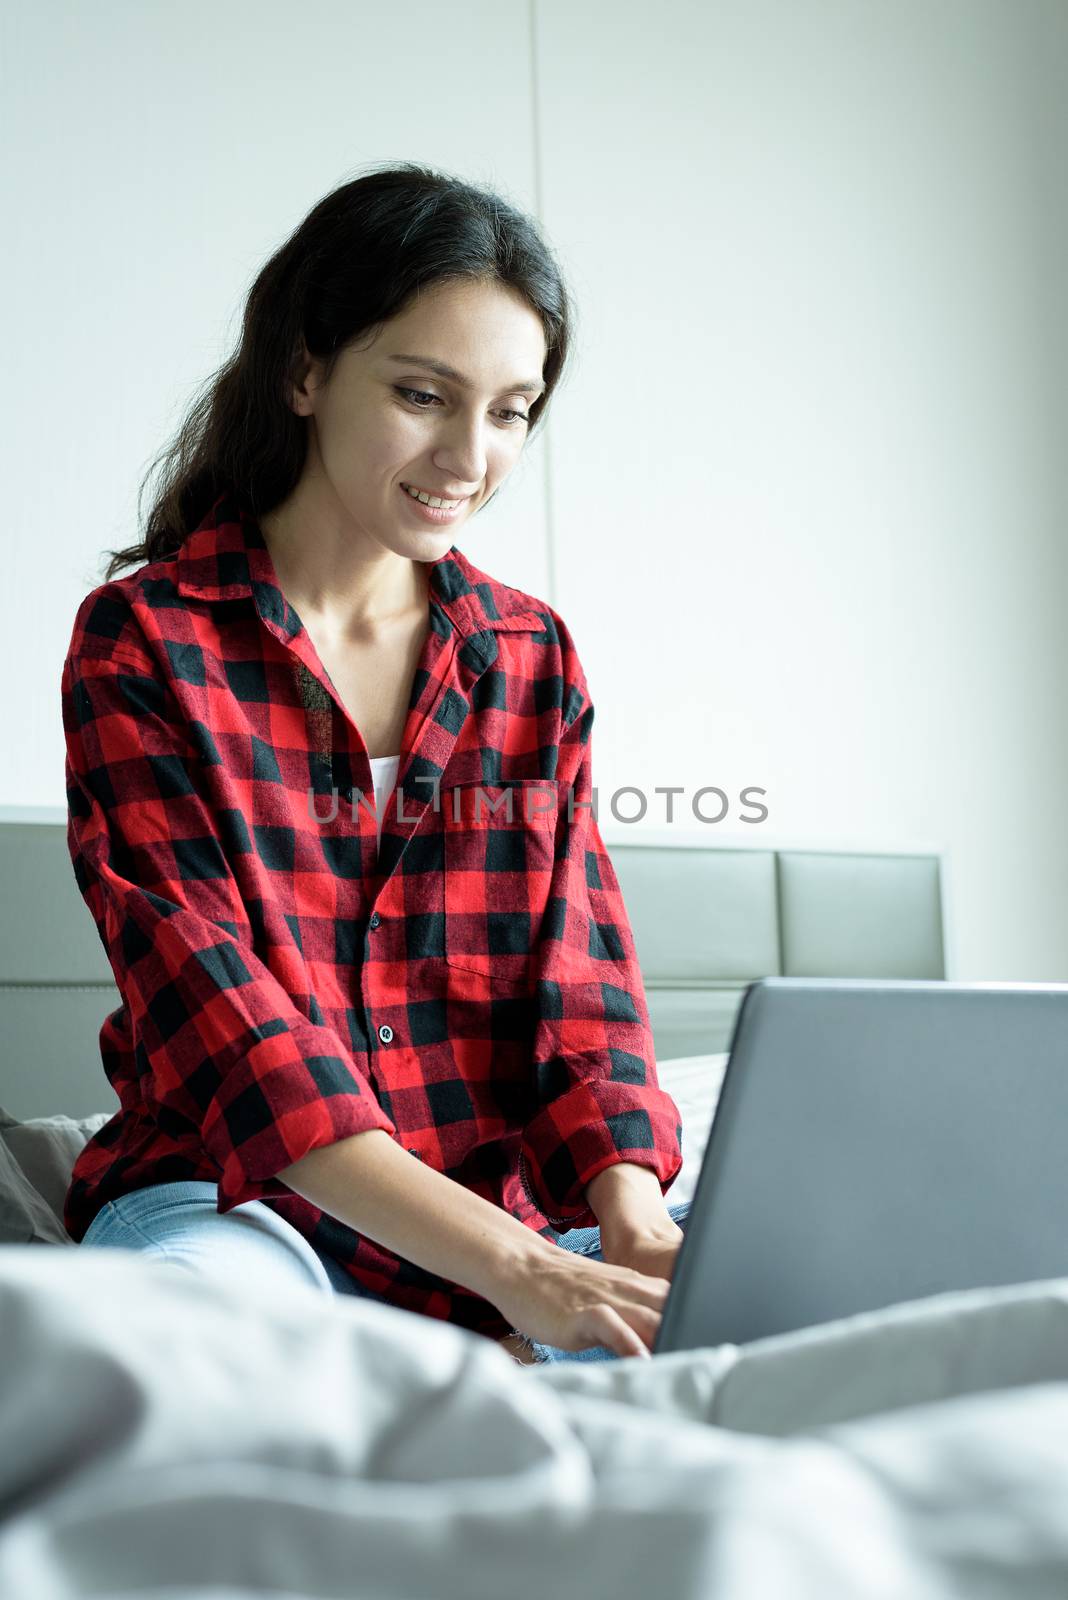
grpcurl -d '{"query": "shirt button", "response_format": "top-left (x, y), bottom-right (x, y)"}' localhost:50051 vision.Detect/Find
top-left (407, 1147), bottom-right (421, 1160)
top-left (378, 1023), bottom-right (394, 1044)
top-left (369, 912), bottom-right (380, 929)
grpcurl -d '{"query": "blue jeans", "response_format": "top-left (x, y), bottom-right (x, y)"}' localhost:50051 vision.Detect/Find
top-left (80, 1180), bottom-right (690, 1363)
top-left (80, 1180), bottom-right (384, 1302)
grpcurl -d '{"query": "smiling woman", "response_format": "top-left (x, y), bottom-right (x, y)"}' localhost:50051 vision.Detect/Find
top-left (255, 272), bottom-right (550, 588)
top-left (69, 162), bottom-right (684, 1369)
top-left (99, 163), bottom-right (573, 585)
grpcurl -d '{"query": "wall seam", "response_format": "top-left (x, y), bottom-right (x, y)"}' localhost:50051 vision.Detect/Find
top-left (527, 0), bottom-right (558, 611)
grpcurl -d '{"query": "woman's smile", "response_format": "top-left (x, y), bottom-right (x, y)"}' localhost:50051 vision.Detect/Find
top-left (398, 481), bottom-right (470, 523)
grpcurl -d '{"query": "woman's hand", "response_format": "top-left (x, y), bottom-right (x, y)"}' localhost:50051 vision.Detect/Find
top-left (598, 1216), bottom-right (685, 1285)
top-left (489, 1238), bottom-right (672, 1360)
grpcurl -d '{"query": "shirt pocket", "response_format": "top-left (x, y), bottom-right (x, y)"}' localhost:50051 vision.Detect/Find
top-left (442, 780), bottom-right (559, 989)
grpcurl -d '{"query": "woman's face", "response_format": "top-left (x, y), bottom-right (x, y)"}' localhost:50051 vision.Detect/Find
top-left (290, 275), bottom-right (548, 560)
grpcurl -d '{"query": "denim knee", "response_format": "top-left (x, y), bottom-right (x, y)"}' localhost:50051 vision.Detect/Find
top-left (80, 1181), bottom-right (334, 1298)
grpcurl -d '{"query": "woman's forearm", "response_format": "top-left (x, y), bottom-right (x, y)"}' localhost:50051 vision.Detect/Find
top-left (586, 1161), bottom-right (674, 1235)
top-left (276, 1130), bottom-right (554, 1304)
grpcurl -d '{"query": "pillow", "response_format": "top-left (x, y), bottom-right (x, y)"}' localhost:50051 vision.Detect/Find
top-left (0, 1103), bottom-right (113, 1245)
top-left (657, 1052), bottom-right (729, 1207)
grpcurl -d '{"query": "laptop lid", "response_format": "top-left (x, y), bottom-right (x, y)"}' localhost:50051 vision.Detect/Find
top-left (654, 977), bottom-right (1068, 1354)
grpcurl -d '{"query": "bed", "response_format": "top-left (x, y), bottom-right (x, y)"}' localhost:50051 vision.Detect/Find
top-left (5, 812), bottom-right (1068, 1598)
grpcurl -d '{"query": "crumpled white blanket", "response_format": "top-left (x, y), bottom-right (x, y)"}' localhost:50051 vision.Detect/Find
top-left (2, 1244), bottom-right (1068, 1599)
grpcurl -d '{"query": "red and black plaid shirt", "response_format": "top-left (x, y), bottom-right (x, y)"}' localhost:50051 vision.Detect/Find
top-left (62, 491), bottom-right (682, 1339)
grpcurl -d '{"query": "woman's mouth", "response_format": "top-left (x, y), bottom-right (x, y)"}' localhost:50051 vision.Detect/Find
top-left (399, 483), bottom-right (470, 524)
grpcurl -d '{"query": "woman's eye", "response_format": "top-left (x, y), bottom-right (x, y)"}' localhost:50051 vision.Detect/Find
top-left (395, 387), bottom-right (530, 426)
top-left (396, 386), bottom-right (441, 409)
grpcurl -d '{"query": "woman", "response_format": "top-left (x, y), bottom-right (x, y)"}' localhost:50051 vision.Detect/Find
top-left (63, 162), bottom-right (689, 1365)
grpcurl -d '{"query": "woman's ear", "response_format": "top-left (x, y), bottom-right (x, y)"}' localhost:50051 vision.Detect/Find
top-left (286, 342), bottom-right (327, 417)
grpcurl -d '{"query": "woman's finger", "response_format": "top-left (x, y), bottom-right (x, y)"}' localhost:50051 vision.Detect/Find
top-left (585, 1300), bottom-right (658, 1360)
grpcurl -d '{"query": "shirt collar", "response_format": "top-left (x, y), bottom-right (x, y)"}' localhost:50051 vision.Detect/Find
top-left (175, 490), bottom-right (544, 641)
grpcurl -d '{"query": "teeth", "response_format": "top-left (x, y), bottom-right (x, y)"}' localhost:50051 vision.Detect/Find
top-left (404, 484), bottom-right (462, 509)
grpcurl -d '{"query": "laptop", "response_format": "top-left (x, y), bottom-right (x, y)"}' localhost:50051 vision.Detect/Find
top-left (654, 976), bottom-right (1068, 1353)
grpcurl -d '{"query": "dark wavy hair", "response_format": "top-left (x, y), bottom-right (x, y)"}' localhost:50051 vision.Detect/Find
top-left (101, 161), bottom-right (575, 579)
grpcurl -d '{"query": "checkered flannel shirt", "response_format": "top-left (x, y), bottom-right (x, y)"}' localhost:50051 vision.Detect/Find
top-left (61, 491), bottom-right (683, 1339)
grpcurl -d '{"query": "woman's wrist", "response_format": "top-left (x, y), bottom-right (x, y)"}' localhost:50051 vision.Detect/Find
top-left (475, 1207), bottom-right (561, 1302)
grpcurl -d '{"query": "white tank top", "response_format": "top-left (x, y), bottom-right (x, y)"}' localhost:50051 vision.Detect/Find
top-left (368, 754), bottom-right (401, 854)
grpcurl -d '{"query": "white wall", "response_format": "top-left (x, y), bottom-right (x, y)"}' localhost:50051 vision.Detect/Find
top-left (4, 0), bottom-right (1065, 979)
top-left (536, 0), bottom-right (1068, 981)
top-left (2, 0), bottom-right (549, 802)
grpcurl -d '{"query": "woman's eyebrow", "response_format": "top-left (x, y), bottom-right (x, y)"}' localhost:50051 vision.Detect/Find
top-left (385, 353), bottom-right (545, 395)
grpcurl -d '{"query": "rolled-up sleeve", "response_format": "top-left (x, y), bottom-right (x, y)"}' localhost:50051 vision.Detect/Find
top-left (518, 630), bottom-right (683, 1230)
top-left (62, 623), bottom-right (396, 1215)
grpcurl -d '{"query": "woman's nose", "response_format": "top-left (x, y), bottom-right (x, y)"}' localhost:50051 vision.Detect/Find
top-left (434, 415), bottom-right (490, 485)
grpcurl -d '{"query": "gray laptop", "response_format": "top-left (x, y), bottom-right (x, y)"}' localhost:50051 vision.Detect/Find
top-left (654, 976), bottom-right (1068, 1353)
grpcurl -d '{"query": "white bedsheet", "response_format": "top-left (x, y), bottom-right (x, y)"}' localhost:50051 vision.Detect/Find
top-left (3, 1244), bottom-right (1068, 1598)
top-left (658, 1050), bottom-right (728, 1205)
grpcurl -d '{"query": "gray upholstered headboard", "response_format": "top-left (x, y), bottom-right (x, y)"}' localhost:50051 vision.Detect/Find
top-left (606, 832), bottom-right (948, 1064)
top-left (0, 809), bottom-right (947, 1121)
